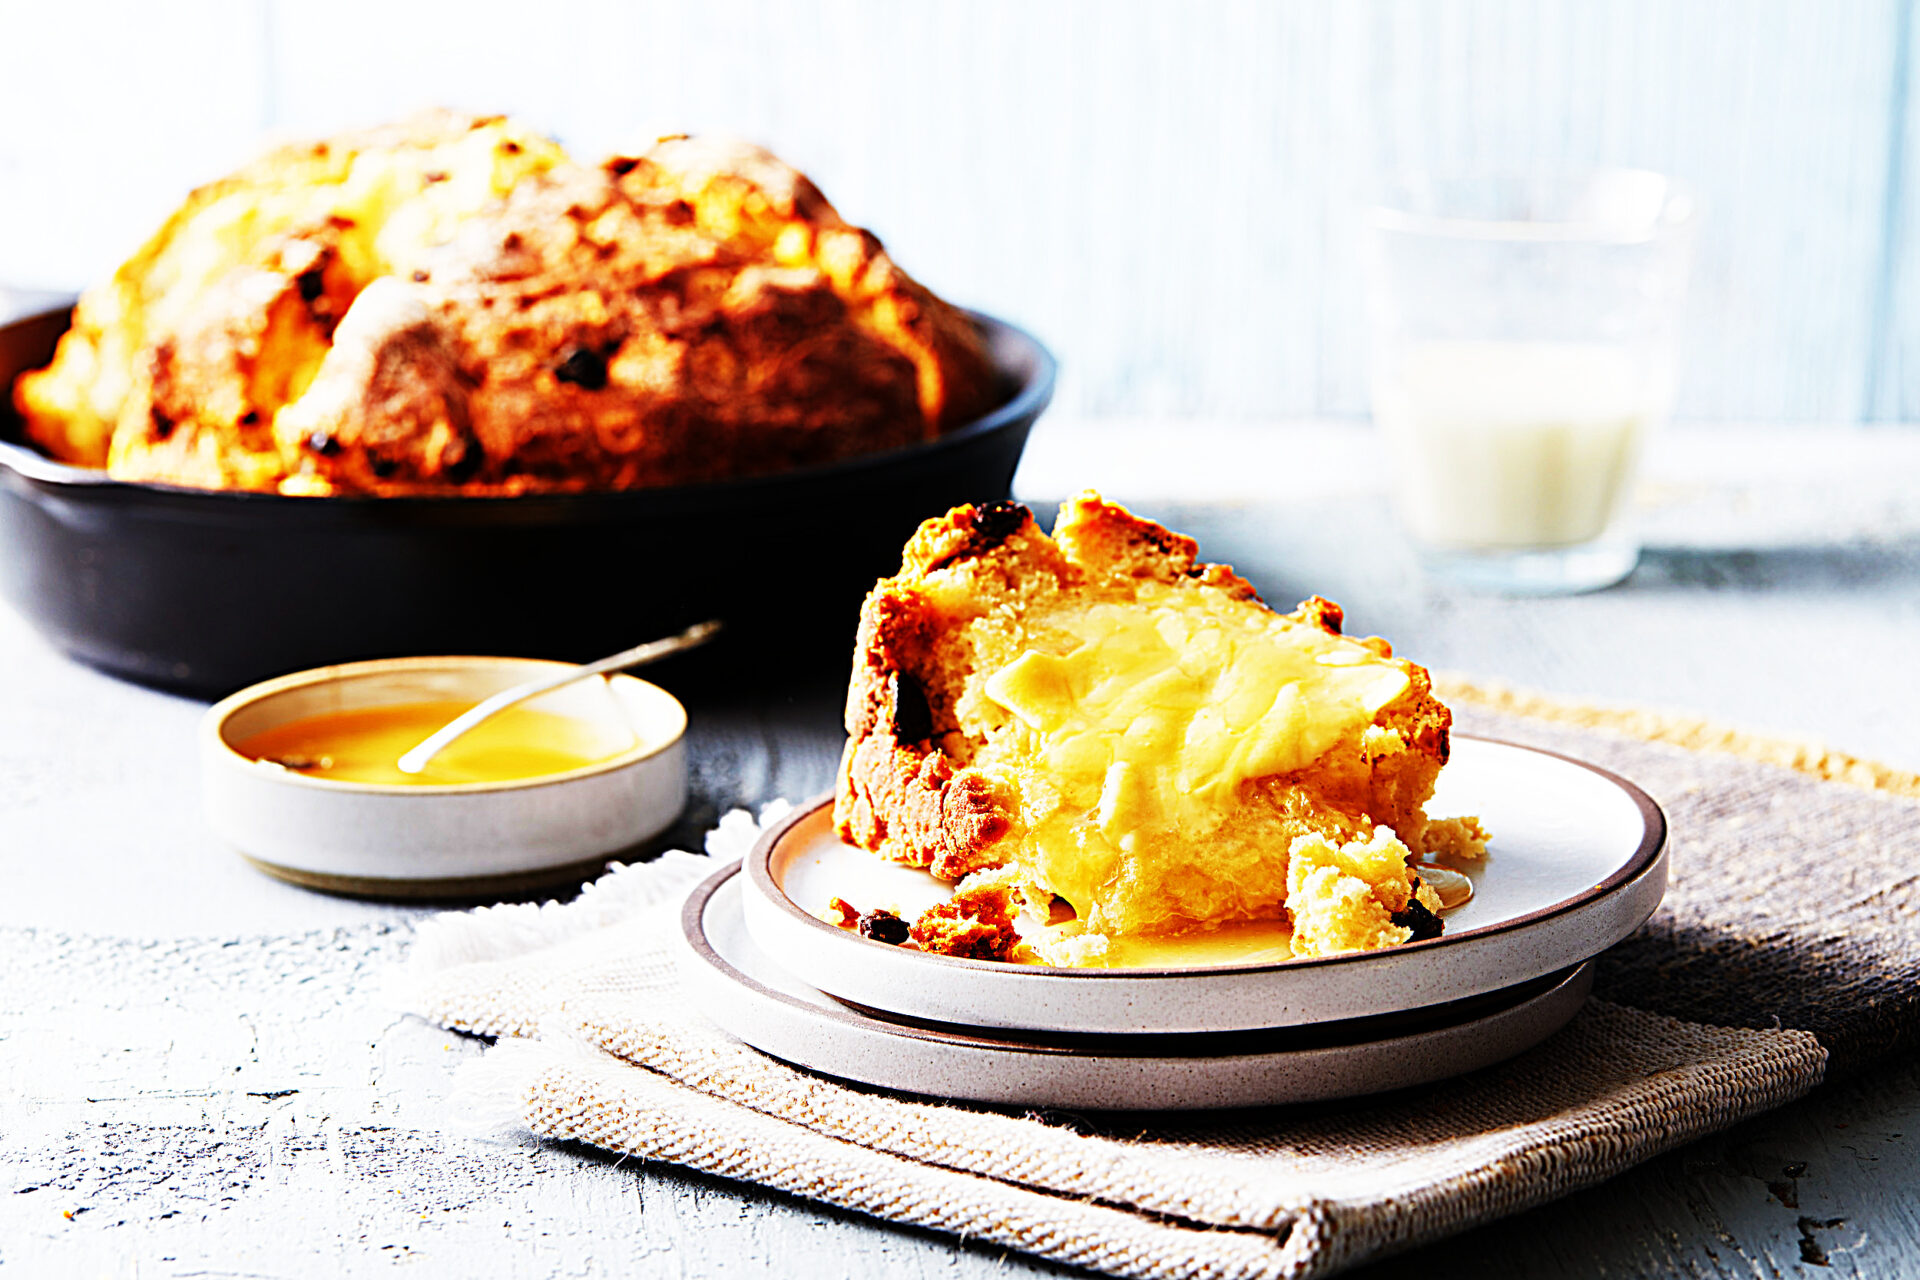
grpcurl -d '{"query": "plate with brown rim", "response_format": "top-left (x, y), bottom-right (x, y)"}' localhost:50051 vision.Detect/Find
top-left (737, 735), bottom-right (1665, 1035)
top-left (680, 859), bottom-right (1596, 1110)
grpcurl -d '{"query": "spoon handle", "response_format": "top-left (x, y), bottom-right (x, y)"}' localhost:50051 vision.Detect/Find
top-left (395, 619), bottom-right (722, 775)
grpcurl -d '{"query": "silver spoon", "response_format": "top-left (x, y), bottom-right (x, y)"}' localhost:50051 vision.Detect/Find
top-left (395, 619), bottom-right (722, 775)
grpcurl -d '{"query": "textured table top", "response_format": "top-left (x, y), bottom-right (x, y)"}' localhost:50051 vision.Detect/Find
top-left (4, 420), bottom-right (1919, 1278)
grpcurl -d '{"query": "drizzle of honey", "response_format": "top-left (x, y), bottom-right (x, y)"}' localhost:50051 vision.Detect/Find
top-left (236, 700), bottom-right (634, 786)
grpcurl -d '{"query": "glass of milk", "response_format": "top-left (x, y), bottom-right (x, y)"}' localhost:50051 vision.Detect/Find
top-left (1363, 170), bottom-right (1696, 593)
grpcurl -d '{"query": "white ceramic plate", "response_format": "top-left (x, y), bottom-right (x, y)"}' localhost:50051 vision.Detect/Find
top-left (682, 863), bottom-right (1594, 1110)
top-left (742, 736), bottom-right (1664, 1034)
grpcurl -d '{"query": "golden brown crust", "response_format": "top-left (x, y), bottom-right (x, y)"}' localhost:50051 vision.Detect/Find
top-left (110, 264), bottom-right (335, 490)
top-left (18, 112), bottom-right (556, 473)
top-left (16, 122), bottom-right (999, 496)
top-left (1051, 491), bottom-right (1264, 601)
top-left (832, 493), bottom-right (1460, 956)
top-left (836, 557), bottom-right (1016, 880)
top-left (836, 731), bottom-right (1012, 881)
top-left (281, 155), bottom-right (933, 493)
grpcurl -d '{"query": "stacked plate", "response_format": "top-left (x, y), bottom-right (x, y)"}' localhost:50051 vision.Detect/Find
top-left (677, 736), bottom-right (1667, 1111)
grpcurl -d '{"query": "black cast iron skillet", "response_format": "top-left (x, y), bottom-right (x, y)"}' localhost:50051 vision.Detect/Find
top-left (0, 303), bottom-right (1054, 697)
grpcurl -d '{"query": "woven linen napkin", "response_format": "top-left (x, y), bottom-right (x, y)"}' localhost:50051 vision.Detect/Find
top-left (400, 683), bottom-right (1920, 1280)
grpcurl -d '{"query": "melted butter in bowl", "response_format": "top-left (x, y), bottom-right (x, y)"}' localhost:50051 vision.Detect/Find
top-left (238, 700), bottom-right (635, 786)
top-left (202, 655), bottom-right (688, 893)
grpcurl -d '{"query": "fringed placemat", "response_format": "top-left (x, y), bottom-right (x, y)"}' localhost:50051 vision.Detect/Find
top-left (400, 685), bottom-right (1920, 1278)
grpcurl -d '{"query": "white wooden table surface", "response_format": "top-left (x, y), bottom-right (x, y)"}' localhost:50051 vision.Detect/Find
top-left (5, 419), bottom-right (1920, 1278)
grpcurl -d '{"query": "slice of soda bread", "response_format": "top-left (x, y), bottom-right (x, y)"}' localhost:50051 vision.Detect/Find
top-left (833, 492), bottom-right (1478, 963)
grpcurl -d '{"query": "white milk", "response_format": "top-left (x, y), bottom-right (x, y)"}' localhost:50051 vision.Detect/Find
top-left (1374, 341), bottom-right (1650, 550)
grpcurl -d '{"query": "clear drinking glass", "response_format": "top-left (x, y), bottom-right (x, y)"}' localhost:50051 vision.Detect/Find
top-left (1362, 170), bottom-right (1696, 594)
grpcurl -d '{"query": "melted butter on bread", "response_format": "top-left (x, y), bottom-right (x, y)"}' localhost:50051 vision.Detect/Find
top-left (971, 578), bottom-right (1414, 937)
top-left (834, 491), bottom-right (1487, 961)
top-left (984, 583), bottom-right (1410, 797)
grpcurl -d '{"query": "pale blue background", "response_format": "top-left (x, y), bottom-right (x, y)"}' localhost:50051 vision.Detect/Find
top-left (0, 0), bottom-right (1912, 423)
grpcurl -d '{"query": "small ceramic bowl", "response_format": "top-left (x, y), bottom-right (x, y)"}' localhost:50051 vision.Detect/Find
top-left (202, 656), bottom-right (688, 898)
